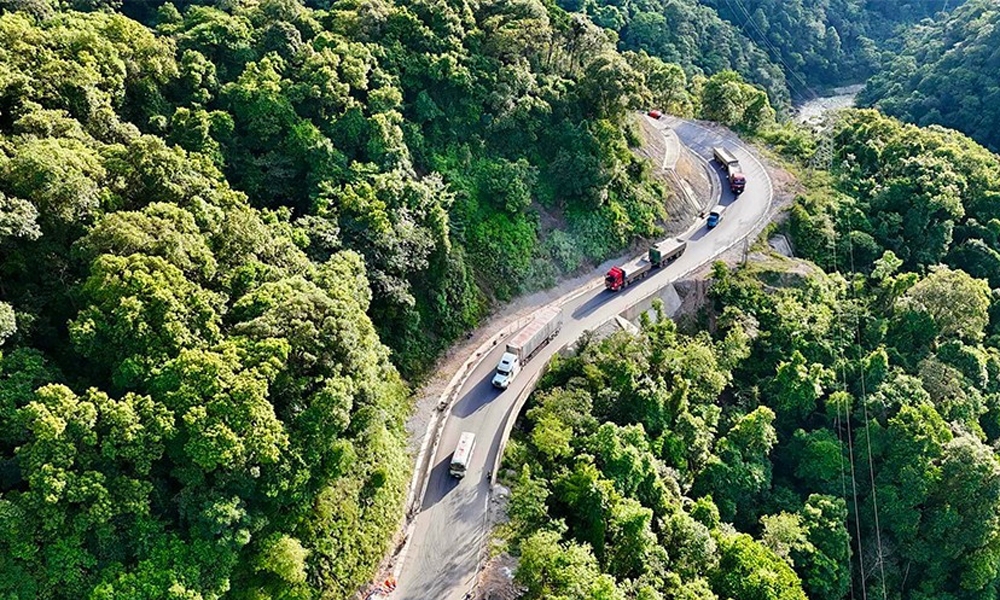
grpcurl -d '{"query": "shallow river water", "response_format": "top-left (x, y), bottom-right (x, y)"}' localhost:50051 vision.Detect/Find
top-left (794, 83), bottom-right (864, 124)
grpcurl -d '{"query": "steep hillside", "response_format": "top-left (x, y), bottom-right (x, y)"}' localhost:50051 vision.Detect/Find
top-left (557, 0), bottom-right (958, 107)
top-left (704, 0), bottom-right (954, 91)
top-left (1, 0), bottom-right (686, 377)
top-left (502, 109), bottom-right (1000, 600)
top-left (858, 0), bottom-right (1000, 151)
top-left (559, 0), bottom-right (792, 106)
top-left (0, 1), bottom-right (686, 597)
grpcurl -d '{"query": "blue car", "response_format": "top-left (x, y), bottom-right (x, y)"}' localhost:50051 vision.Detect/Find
top-left (707, 205), bottom-right (725, 229)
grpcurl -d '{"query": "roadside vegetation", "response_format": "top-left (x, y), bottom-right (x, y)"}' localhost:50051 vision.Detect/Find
top-left (502, 109), bottom-right (1000, 600)
top-left (1, 0), bottom-right (997, 598)
top-left (0, 0), bottom-right (771, 597)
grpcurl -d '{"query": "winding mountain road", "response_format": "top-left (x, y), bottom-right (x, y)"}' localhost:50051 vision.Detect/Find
top-left (392, 116), bottom-right (774, 600)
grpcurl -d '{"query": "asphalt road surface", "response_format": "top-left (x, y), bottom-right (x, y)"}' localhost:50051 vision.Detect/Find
top-left (393, 116), bottom-right (774, 600)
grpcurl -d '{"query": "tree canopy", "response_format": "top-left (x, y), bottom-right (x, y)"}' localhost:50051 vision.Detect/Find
top-left (505, 108), bottom-right (1000, 600)
top-left (859, 0), bottom-right (1000, 152)
top-left (0, 0), bottom-right (687, 596)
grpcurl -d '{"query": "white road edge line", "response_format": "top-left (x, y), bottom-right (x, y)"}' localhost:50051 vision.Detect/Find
top-left (388, 116), bottom-right (778, 596)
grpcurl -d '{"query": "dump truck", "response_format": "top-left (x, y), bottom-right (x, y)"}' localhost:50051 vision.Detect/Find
top-left (713, 146), bottom-right (746, 194)
top-left (707, 205), bottom-right (725, 228)
top-left (605, 238), bottom-right (687, 292)
top-left (492, 305), bottom-right (564, 389)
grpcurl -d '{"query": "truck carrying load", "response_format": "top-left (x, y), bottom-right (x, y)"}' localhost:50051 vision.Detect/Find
top-left (605, 254), bottom-right (653, 292)
top-left (713, 146), bottom-right (746, 194)
top-left (707, 205), bottom-right (725, 229)
top-left (605, 238), bottom-right (687, 292)
top-left (492, 305), bottom-right (564, 389)
top-left (449, 432), bottom-right (476, 478)
top-left (649, 238), bottom-right (687, 267)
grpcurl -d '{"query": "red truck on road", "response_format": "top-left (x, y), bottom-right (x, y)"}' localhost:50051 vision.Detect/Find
top-left (605, 238), bottom-right (687, 292)
top-left (713, 146), bottom-right (746, 194)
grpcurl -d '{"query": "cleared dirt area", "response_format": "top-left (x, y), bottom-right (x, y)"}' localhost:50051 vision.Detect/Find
top-left (632, 113), bottom-right (670, 166)
top-left (632, 114), bottom-right (714, 235)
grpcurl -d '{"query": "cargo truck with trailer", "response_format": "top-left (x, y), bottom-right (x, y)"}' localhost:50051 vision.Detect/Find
top-left (492, 305), bottom-right (565, 389)
top-left (712, 146), bottom-right (746, 194)
top-left (649, 238), bottom-right (687, 268)
top-left (605, 238), bottom-right (687, 292)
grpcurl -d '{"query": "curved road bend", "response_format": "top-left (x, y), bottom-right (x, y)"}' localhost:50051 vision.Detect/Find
top-left (393, 117), bottom-right (773, 600)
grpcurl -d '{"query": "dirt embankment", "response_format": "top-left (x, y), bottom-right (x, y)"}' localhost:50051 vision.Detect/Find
top-left (632, 114), bottom-right (714, 235)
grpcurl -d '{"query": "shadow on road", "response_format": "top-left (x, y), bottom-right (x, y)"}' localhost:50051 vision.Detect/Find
top-left (571, 288), bottom-right (613, 319)
top-left (687, 225), bottom-right (713, 242)
top-left (708, 163), bottom-right (739, 207)
top-left (421, 456), bottom-right (460, 510)
top-left (398, 531), bottom-right (482, 600)
top-left (450, 374), bottom-right (501, 418)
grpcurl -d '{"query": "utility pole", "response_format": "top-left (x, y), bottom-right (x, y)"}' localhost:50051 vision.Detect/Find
top-left (809, 112), bottom-right (837, 172)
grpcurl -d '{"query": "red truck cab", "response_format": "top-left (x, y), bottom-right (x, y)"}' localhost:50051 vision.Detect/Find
top-left (712, 146), bottom-right (746, 194)
top-left (605, 241), bottom-right (686, 292)
top-left (730, 173), bottom-right (746, 194)
top-left (605, 266), bottom-right (627, 292)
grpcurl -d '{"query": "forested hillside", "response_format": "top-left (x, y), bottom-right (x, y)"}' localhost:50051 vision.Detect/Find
top-left (0, 0), bottom-right (704, 597)
top-left (556, 0), bottom-right (791, 106)
top-left (559, 0), bottom-right (956, 105)
top-left (2, 0), bottom-right (997, 598)
top-left (702, 0), bottom-right (953, 90)
top-left (858, 0), bottom-right (1000, 152)
top-left (502, 109), bottom-right (1000, 600)
top-left (0, 0), bottom-right (684, 379)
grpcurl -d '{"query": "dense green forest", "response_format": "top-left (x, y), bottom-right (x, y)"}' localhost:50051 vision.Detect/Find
top-left (555, 0), bottom-right (791, 106)
top-left (858, 0), bottom-right (1000, 152)
top-left (1, 0), bottom-right (997, 598)
top-left (702, 0), bottom-right (954, 91)
top-left (502, 108), bottom-right (1000, 600)
top-left (0, 0), bottom-right (686, 380)
top-left (557, 0), bottom-right (957, 106)
top-left (0, 0), bottom-right (725, 597)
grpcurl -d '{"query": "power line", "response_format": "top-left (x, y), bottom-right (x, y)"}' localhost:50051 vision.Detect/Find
top-left (827, 205), bottom-right (857, 600)
top-left (844, 210), bottom-right (889, 600)
top-left (833, 224), bottom-right (869, 600)
top-left (718, 0), bottom-right (824, 102)
top-left (811, 115), bottom-right (889, 600)
top-left (733, 0), bottom-right (820, 100)
top-left (844, 367), bottom-right (869, 600)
